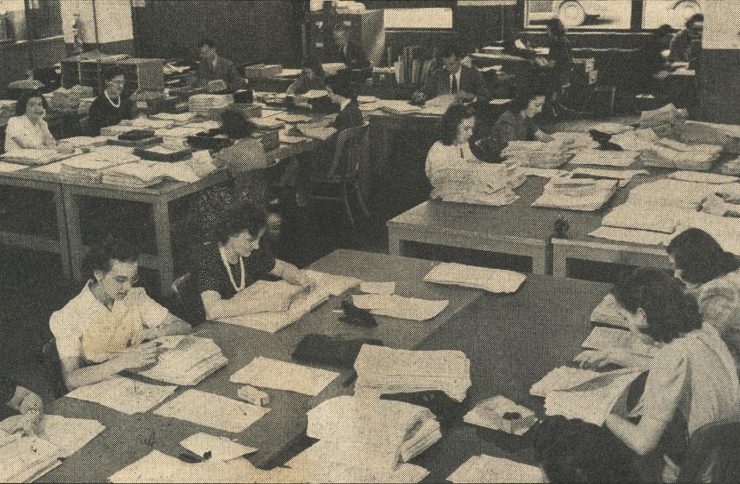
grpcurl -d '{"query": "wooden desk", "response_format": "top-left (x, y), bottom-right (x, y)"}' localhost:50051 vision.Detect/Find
top-left (386, 178), bottom-right (562, 275)
top-left (41, 250), bottom-right (484, 482)
top-left (412, 274), bottom-right (611, 480)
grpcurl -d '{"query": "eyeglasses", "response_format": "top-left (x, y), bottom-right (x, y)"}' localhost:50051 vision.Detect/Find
top-left (113, 274), bottom-right (139, 286)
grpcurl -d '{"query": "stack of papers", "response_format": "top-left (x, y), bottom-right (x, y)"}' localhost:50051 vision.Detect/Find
top-left (542, 368), bottom-right (644, 425)
top-left (65, 376), bottom-right (177, 414)
top-left (601, 204), bottom-right (688, 233)
top-left (218, 280), bottom-right (330, 333)
top-left (275, 113), bottom-right (313, 124)
top-left (463, 396), bottom-right (538, 436)
top-left (590, 122), bottom-right (633, 135)
top-left (100, 124), bottom-right (137, 136)
top-left (137, 335), bottom-right (228, 386)
top-left (101, 160), bottom-right (199, 187)
top-left (428, 163), bottom-right (519, 207)
top-left (354, 344), bottom-right (472, 402)
top-left (610, 128), bottom-right (659, 151)
top-left (641, 139), bottom-right (723, 171)
top-left (151, 112), bottom-right (196, 124)
top-left (501, 140), bottom-right (571, 168)
top-left (230, 356), bottom-right (339, 396)
top-left (668, 171), bottom-right (739, 184)
top-left (639, 103), bottom-right (688, 130)
top-left (380, 101), bottom-right (423, 116)
top-left (532, 177), bottom-right (618, 211)
top-left (304, 269), bottom-right (362, 295)
top-left (519, 167), bottom-right (568, 178)
top-left (448, 455), bottom-right (545, 483)
top-left (0, 161), bottom-right (27, 173)
top-left (154, 389), bottom-right (270, 433)
top-left (130, 117), bottom-right (176, 130)
top-left (569, 149), bottom-right (640, 167)
top-left (351, 294), bottom-right (449, 321)
top-left (590, 294), bottom-right (630, 328)
top-left (550, 131), bottom-right (597, 150)
top-left (60, 153), bottom-right (131, 183)
top-left (0, 415), bottom-right (106, 482)
top-left (304, 396), bottom-right (440, 478)
top-left (61, 135), bottom-right (110, 148)
top-left (1, 148), bottom-right (74, 166)
top-left (295, 124), bottom-right (336, 141)
top-left (188, 94), bottom-right (234, 116)
top-left (424, 262), bottom-right (526, 293)
top-left (626, 179), bottom-right (718, 210)
top-left (581, 326), bottom-right (658, 358)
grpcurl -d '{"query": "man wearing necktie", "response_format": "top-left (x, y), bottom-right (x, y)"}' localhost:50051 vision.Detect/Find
top-left (412, 44), bottom-right (489, 104)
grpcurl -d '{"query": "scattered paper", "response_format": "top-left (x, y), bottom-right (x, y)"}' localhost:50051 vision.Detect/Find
top-left (230, 356), bottom-right (339, 396)
top-left (36, 415), bottom-right (106, 458)
top-left (424, 262), bottom-right (526, 294)
top-left (0, 433), bottom-right (62, 482)
top-left (463, 396), bottom-right (538, 436)
top-left (65, 376), bottom-right (177, 415)
top-left (351, 294), bottom-right (449, 321)
top-left (180, 433), bottom-right (257, 461)
top-left (154, 389), bottom-right (270, 433)
top-left (359, 281), bottom-right (396, 295)
top-left (448, 455), bottom-right (545, 483)
top-left (668, 171), bottom-right (739, 184)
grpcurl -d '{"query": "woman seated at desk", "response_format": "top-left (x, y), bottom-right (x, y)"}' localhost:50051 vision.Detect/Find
top-left (4, 92), bottom-right (72, 153)
top-left (286, 56), bottom-right (326, 96)
top-left (667, 228), bottom-right (740, 371)
top-left (632, 24), bottom-right (675, 95)
top-left (669, 13), bottom-right (703, 63)
top-left (473, 91), bottom-right (553, 162)
top-left (425, 104), bottom-right (483, 178)
top-left (0, 375), bottom-right (43, 435)
top-left (198, 201), bottom-right (314, 320)
top-left (575, 268), bottom-right (739, 482)
top-left (49, 238), bottom-right (192, 390)
top-left (88, 66), bottom-right (134, 136)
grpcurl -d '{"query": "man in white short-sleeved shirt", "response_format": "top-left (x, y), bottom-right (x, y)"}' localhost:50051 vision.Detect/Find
top-left (50, 238), bottom-right (191, 390)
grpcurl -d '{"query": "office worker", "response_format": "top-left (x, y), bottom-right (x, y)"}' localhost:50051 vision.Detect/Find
top-left (412, 44), bottom-right (489, 104)
top-left (331, 23), bottom-right (371, 71)
top-left (50, 238), bottom-right (192, 390)
top-left (669, 13), bottom-right (703, 63)
top-left (425, 104), bottom-right (482, 178)
top-left (196, 37), bottom-right (247, 92)
top-left (4, 92), bottom-right (72, 153)
top-left (198, 201), bottom-right (314, 320)
top-left (87, 66), bottom-right (134, 136)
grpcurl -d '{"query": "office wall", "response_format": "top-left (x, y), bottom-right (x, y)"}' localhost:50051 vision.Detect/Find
top-left (59, 0), bottom-right (135, 54)
top-left (132, 0), bottom-right (304, 65)
top-left (699, 0), bottom-right (740, 123)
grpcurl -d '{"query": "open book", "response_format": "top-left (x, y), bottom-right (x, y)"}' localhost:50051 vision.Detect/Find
top-left (137, 335), bottom-right (228, 386)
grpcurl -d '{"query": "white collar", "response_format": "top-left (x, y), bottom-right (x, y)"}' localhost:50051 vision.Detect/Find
top-left (339, 98), bottom-right (351, 111)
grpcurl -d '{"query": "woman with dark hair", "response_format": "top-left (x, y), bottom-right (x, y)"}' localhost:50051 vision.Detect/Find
top-left (4, 92), bottom-right (71, 153)
top-left (474, 91), bottom-right (554, 162)
top-left (667, 228), bottom-right (740, 368)
top-left (425, 104), bottom-right (481, 177)
top-left (286, 56), bottom-right (326, 95)
top-left (49, 237), bottom-right (191, 390)
top-left (576, 268), bottom-right (739, 482)
top-left (198, 200), bottom-right (313, 320)
top-left (669, 13), bottom-right (703, 63)
top-left (88, 66), bottom-right (135, 136)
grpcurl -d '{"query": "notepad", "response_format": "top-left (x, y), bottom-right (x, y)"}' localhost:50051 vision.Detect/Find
top-left (581, 326), bottom-right (658, 358)
top-left (180, 433), bottom-right (257, 461)
top-left (65, 376), bottom-right (177, 414)
top-left (448, 455), bottom-right (545, 483)
top-left (230, 356), bottom-right (339, 396)
top-left (154, 389), bottom-right (269, 433)
top-left (351, 294), bottom-right (449, 321)
top-left (423, 262), bottom-right (526, 294)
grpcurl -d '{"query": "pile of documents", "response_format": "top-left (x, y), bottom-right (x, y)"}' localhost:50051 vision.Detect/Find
top-left (638, 103), bottom-right (688, 131)
top-left (669, 121), bottom-right (739, 154)
top-left (66, 376), bottom-right (177, 414)
top-left (423, 262), bottom-right (526, 293)
top-left (463, 396), bottom-right (538, 436)
top-left (101, 160), bottom-right (199, 187)
top-left (0, 415), bottom-right (105, 482)
top-left (60, 153), bottom-right (130, 183)
top-left (428, 163), bottom-right (519, 207)
top-left (354, 344), bottom-right (472, 402)
top-left (500, 140), bottom-right (571, 168)
top-left (151, 112), bottom-right (197, 124)
top-left (610, 128), bottom-right (659, 151)
top-left (531, 367), bottom-right (644, 426)
top-left (351, 294), bottom-right (449, 321)
top-left (188, 94), bottom-right (234, 117)
top-left (532, 177), bottom-right (618, 211)
top-left (641, 138), bottom-right (723, 171)
top-left (154, 389), bottom-right (270, 433)
top-left (46, 85), bottom-right (95, 112)
top-left (581, 326), bottom-right (658, 358)
top-left (137, 335), bottom-right (228, 386)
top-left (297, 396), bottom-right (440, 482)
top-left (448, 455), bottom-right (545, 483)
top-left (230, 356), bottom-right (339, 396)
top-left (569, 149), bottom-right (640, 167)
top-left (601, 203), bottom-right (689, 233)
top-left (60, 135), bottom-right (110, 148)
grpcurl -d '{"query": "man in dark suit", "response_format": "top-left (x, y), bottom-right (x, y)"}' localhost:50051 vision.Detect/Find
top-left (331, 24), bottom-right (371, 71)
top-left (196, 37), bottom-right (247, 92)
top-left (412, 44), bottom-right (490, 104)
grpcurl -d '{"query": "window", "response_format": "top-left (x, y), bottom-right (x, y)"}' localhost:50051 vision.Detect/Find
top-left (643, 0), bottom-right (704, 29)
top-left (525, 0), bottom-right (633, 30)
top-left (383, 7), bottom-right (453, 29)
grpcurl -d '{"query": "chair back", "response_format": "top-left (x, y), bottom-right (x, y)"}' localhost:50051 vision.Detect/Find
top-left (41, 339), bottom-right (68, 399)
top-left (325, 122), bottom-right (369, 181)
top-left (171, 272), bottom-right (206, 323)
top-left (677, 415), bottom-right (740, 483)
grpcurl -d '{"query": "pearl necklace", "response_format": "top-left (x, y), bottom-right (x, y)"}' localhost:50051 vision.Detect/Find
top-left (105, 90), bottom-right (121, 108)
top-left (219, 245), bottom-right (245, 292)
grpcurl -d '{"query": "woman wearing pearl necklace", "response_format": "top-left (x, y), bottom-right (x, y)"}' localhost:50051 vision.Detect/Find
top-left (198, 201), bottom-right (315, 320)
top-left (88, 66), bottom-right (134, 136)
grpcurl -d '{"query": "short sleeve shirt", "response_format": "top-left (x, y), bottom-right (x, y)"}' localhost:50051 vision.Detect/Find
top-left (49, 281), bottom-right (169, 361)
top-left (4, 115), bottom-right (55, 152)
top-left (640, 325), bottom-right (739, 436)
top-left (198, 242), bottom-right (276, 300)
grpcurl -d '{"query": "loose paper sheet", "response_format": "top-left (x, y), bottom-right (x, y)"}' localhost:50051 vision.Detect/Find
top-left (180, 433), bottom-right (257, 461)
top-left (359, 281), bottom-right (396, 295)
top-left (424, 262), bottom-right (526, 293)
top-left (65, 376), bottom-right (177, 415)
top-left (448, 455), bottom-right (545, 483)
top-left (154, 390), bottom-right (270, 433)
top-left (230, 357), bottom-right (339, 396)
top-left (351, 294), bottom-right (449, 321)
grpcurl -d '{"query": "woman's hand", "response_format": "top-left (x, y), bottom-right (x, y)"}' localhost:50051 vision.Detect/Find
top-left (18, 392), bottom-right (43, 416)
top-left (574, 349), bottom-right (619, 369)
top-left (0, 411), bottom-right (41, 436)
top-left (282, 267), bottom-right (316, 290)
top-left (234, 284), bottom-right (293, 312)
top-left (113, 342), bottom-right (160, 371)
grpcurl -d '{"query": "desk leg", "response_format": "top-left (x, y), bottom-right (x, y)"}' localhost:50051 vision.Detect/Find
top-left (52, 185), bottom-right (72, 279)
top-left (62, 188), bottom-right (85, 282)
top-left (153, 200), bottom-right (174, 296)
top-left (552, 247), bottom-right (568, 278)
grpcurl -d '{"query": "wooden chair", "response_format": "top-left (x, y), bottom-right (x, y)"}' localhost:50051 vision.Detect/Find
top-left (307, 122), bottom-right (371, 227)
top-left (677, 415), bottom-right (740, 483)
top-left (171, 272), bottom-right (206, 323)
top-left (41, 339), bottom-right (68, 399)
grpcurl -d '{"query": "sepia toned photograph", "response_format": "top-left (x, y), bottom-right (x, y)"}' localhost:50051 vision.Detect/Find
top-left (0, 0), bottom-right (738, 482)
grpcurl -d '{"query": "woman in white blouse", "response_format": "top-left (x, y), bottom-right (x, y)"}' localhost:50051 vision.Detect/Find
top-left (4, 92), bottom-right (70, 153)
top-left (425, 104), bottom-right (482, 178)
